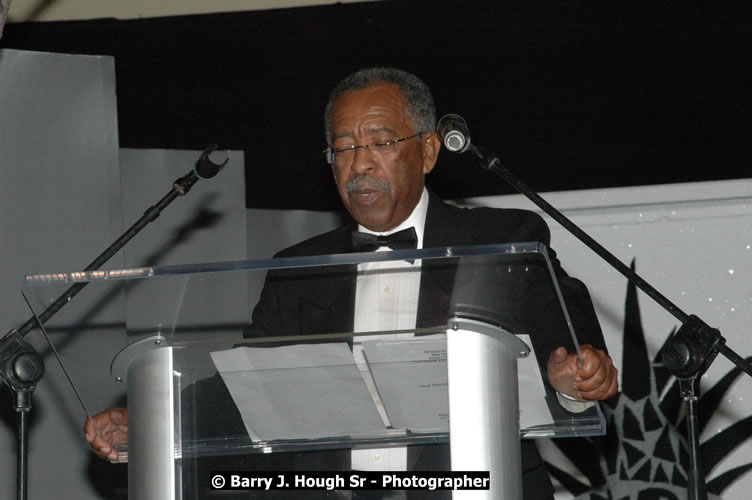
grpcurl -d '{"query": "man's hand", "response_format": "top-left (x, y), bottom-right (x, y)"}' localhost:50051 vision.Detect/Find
top-left (547, 344), bottom-right (618, 401)
top-left (84, 407), bottom-right (128, 461)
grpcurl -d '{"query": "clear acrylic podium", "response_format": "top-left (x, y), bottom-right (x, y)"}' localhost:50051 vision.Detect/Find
top-left (21, 242), bottom-right (605, 499)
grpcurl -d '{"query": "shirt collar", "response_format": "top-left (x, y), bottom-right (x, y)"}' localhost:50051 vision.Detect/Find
top-left (357, 187), bottom-right (428, 250)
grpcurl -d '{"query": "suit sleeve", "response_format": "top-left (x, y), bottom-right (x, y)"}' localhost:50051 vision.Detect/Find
top-left (500, 209), bottom-right (608, 358)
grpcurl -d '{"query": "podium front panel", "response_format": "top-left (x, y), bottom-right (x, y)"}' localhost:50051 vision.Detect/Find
top-left (21, 243), bottom-right (606, 497)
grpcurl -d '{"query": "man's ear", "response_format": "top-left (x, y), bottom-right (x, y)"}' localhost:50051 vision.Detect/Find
top-left (421, 131), bottom-right (441, 175)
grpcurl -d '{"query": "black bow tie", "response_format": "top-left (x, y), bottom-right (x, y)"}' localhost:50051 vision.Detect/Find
top-left (351, 227), bottom-right (418, 252)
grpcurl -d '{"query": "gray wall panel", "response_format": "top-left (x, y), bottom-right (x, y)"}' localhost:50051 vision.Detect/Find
top-left (0, 49), bottom-right (123, 500)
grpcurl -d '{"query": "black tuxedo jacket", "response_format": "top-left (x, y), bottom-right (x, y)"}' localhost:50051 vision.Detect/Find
top-left (246, 190), bottom-right (604, 350)
top-left (187, 190), bottom-right (606, 499)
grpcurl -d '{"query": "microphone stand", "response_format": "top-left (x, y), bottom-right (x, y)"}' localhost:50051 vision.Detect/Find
top-left (467, 143), bottom-right (752, 500)
top-left (0, 145), bottom-right (227, 500)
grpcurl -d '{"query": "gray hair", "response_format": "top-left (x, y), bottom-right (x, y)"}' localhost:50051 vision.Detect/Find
top-left (324, 67), bottom-right (436, 143)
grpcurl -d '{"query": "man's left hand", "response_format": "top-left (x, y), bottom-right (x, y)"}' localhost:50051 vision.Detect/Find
top-left (546, 344), bottom-right (618, 401)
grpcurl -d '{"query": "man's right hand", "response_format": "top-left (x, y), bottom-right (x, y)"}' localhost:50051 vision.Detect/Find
top-left (84, 407), bottom-right (128, 461)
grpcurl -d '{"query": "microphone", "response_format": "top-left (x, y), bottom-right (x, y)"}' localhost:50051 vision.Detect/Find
top-left (194, 144), bottom-right (230, 179)
top-left (436, 114), bottom-right (471, 153)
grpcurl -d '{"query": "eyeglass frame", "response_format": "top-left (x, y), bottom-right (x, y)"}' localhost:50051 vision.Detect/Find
top-left (323, 132), bottom-right (426, 165)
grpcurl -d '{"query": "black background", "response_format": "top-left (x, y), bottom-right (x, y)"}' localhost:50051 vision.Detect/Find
top-left (3, 0), bottom-right (751, 211)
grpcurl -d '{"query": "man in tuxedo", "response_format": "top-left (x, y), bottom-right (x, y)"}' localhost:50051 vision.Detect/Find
top-left (86, 67), bottom-right (618, 499)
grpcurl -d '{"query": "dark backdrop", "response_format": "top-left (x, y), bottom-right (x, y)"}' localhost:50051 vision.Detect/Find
top-left (3, 0), bottom-right (751, 210)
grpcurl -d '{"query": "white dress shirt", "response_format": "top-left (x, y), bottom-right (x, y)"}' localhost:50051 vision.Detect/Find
top-left (351, 188), bottom-right (429, 472)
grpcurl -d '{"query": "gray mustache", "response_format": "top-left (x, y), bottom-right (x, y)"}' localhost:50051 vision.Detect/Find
top-left (345, 175), bottom-right (390, 194)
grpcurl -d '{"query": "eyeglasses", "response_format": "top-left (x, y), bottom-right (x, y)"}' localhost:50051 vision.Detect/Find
top-left (323, 132), bottom-right (424, 166)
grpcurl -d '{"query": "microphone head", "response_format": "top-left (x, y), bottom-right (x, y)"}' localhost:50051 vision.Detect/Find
top-left (444, 130), bottom-right (467, 153)
top-left (436, 114), bottom-right (471, 153)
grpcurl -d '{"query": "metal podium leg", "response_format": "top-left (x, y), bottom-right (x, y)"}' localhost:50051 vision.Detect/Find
top-left (128, 346), bottom-right (176, 499)
top-left (447, 318), bottom-right (530, 500)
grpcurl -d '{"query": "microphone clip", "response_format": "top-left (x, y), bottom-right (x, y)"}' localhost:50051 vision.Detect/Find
top-left (194, 144), bottom-right (230, 180)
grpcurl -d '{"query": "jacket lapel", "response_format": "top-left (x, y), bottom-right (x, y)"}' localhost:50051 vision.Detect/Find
top-left (416, 191), bottom-right (462, 329)
top-left (293, 225), bottom-right (358, 335)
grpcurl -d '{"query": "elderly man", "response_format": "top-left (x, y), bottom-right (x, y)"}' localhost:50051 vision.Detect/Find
top-left (86, 67), bottom-right (618, 499)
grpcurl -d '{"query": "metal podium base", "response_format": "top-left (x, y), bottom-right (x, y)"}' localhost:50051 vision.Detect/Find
top-left (447, 317), bottom-right (530, 500)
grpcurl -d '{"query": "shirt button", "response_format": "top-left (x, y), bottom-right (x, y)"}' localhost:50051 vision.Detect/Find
top-left (384, 286), bottom-right (391, 294)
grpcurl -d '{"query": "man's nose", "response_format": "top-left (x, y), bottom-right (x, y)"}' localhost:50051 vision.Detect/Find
top-left (350, 145), bottom-right (376, 174)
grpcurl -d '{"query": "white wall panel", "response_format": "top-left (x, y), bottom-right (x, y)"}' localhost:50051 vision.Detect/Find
top-left (468, 179), bottom-right (752, 498)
